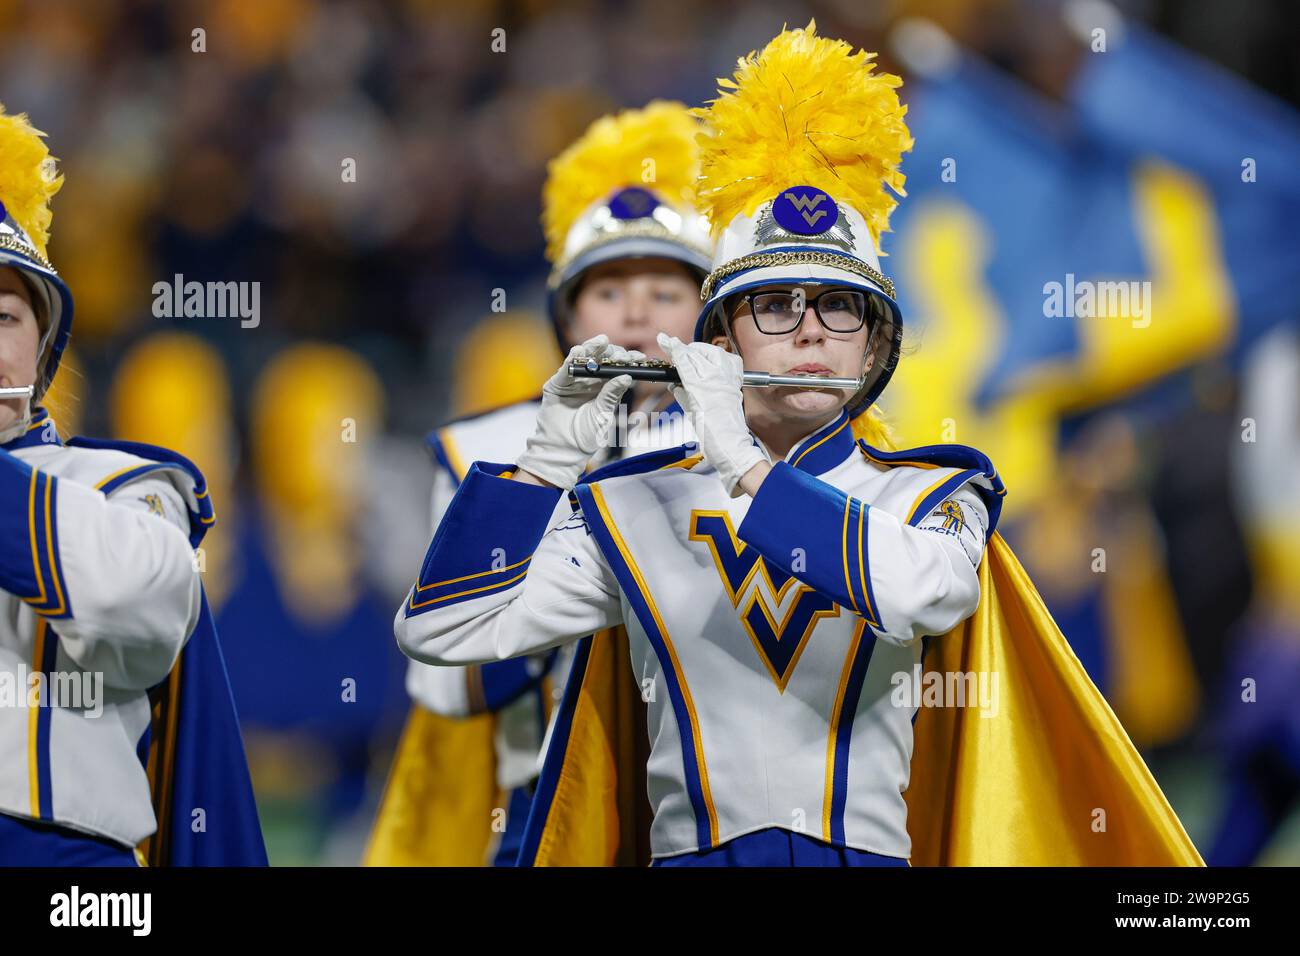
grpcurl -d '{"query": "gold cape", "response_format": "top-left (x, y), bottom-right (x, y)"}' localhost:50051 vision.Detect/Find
top-left (364, 705), bottom-right (499, 866)
top-left (513, 533), bottom-right (1203, 866)
top-left (366, 531), bottom-right (1202, 865)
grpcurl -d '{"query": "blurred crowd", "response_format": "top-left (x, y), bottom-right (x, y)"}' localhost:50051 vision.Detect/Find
top-left (1, 0), bottom-right (1296, 864)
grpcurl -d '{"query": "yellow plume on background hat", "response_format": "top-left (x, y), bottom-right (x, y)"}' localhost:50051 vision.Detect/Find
top-left (542, 100), bottom-right (701, 264)
top-left (0, 103), bottom-right (63, 259)
top-left (694, 20), bottom-right (912, 244)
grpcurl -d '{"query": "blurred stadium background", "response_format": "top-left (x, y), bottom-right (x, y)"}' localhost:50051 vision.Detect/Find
top-left (3, 0), bottom-right (1296, 864)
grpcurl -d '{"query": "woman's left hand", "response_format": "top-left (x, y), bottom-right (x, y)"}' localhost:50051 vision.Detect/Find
top-left (657, 333), bottom-right (768, 495)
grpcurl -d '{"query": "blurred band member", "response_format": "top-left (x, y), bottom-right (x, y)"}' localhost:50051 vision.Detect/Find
top-left (0, 105), bottom-right (262, 866)
top-left (368, 102), bottom-right (710, 866)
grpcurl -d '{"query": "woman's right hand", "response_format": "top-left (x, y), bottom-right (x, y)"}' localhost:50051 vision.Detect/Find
top-left (515, 335), bottom-right (639, 489)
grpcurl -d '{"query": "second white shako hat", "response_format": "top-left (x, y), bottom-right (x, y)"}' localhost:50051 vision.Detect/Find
top-left (542, 101), bottom-right (712, 340)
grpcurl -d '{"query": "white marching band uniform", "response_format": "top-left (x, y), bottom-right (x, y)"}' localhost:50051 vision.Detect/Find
top-left (0, 105), bottom-right (233, 863)
top-left (409, 399), bottom-right (554, 794)
top-left (396, 407), bottom-right (998, 859)
top-left (0, 412), bottom-right (205, 849)
top-left (409, 394), bottom-right (696, 792)
top-left (399, 101), bottom-right (710, 822)
top-left (392, 27), bottom-right (1013, 864)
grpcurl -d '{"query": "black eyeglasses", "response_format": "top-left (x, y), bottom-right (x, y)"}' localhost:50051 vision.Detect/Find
top-left (728, 289), bottom-right (875, 335)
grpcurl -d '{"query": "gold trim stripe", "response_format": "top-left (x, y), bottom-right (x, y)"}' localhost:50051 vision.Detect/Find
top-left (824, 619), bottom-right (867, 842)
top-left (588, 482), bottom-right (719, 845)
top-left (408, 567), bottom-right (531, 612)
top-left (27, 619), bottom-right (47, 816)
top-left (791, 415), bottom-right (849, 469)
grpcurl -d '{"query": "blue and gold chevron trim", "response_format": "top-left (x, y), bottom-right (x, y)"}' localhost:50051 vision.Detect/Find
top-left (858, 439), bottom-right (1007, 539)
top-left (427, 428), bottom-right (468, 484)
top-left (407, 553), bottom-right (535, 614)
top-left (24, 468), bottom-right (72, 619)
top-left (405, 460), bottom-right (561, 618)
top-left (563, 441), bottom-right (706, 511)
top-left (737, 460), bottom-right (884, 630)
top-left (0, 449), bottom-right (73, 620)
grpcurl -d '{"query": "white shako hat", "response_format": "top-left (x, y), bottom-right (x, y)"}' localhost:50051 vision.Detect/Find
top-left (693, 21), bottom-right (913, 415)
top-left (543, 101), bottom-right (712, 340)
top-left (0, 104), bottom-right (73, 401)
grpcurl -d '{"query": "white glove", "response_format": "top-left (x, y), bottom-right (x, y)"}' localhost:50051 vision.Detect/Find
top-left (516, 335), bottom-right (639, 489)
top-left (657, 333), bottom-right (767, 495)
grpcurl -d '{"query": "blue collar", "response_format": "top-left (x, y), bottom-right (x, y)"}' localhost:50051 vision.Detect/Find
top-left (2, 407), bottom-right (62, 451)
top-left (783, 409), bottom-right (855, 477)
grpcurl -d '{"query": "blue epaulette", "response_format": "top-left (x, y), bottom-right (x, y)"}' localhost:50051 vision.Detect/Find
top-left (578, 442), bottom-right (701, 486)
top-left (561, 443), bottom-right (702, 511)
top-left (65, 437), bottom-right (215, 547)
top-left (858, 439), bottom-right (1007, 537)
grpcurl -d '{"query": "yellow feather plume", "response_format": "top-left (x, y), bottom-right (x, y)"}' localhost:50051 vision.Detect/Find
top-left (852, 405), bottom-right (897, 451)
top-left (695, 20), bottom-right (912, 243)
top-left (542, 100), bottom-right (701, 264)
top-left (0, 103), bottom-right (62, 260)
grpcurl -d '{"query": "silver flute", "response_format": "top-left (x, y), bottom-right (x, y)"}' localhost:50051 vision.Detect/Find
top-left (0, 386), bottom-right (33, 400)
top-left (569, 357), bottom-right (861, 390)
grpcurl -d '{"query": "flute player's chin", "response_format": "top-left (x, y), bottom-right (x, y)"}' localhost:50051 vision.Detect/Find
top-left (0, 400), bottom-right (22, 429)
top-left (0, 391), bottom-right (25, 431)
top-left (767, 381), bottom-right (848, 419)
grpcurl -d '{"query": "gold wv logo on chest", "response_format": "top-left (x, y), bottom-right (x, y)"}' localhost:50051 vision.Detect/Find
top-left (689, 511), bottom-right (840, 692)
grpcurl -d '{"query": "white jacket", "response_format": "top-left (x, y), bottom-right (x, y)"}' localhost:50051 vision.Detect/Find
top-left (409, 392), bottom-right (694, 789)
top-left (396, 408), bottom-right (1003, 859)
top-left (0, 410), bottom-right (205, 848)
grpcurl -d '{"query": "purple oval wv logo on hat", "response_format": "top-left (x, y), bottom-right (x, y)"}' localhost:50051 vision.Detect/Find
top-left (608, 187), bottom-right (661, 220)
top-left (0, 199), bottom-right (17, 239)
top-left (773, 186), bottom-right (838, 235)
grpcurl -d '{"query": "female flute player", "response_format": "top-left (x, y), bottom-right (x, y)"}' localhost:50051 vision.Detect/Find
top-left (393, 24), bottom-right (1001, 866)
